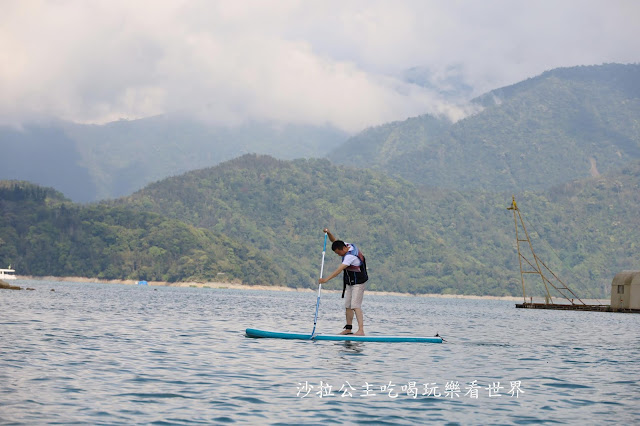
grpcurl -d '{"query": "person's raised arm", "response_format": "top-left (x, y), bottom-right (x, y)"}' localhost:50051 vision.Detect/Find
top-left (323, 228), bottom-right (336, 243)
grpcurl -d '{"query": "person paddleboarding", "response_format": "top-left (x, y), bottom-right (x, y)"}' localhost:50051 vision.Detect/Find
top-left (318, 228), bottom-right (368, 336)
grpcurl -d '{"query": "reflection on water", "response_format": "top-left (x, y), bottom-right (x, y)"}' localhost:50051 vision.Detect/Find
top-left (337, 340), bottom-right (365, 354)
top-left (1, 280), bottom-right (639, 424)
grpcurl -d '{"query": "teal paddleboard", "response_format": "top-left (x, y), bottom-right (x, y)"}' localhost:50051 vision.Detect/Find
top-left (245, 328), bottom-right (442, 343)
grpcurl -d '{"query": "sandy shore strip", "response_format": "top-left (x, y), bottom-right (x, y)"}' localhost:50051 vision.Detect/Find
top-left (18, 275), bottom-right (611, 304)
top-left (14, 275), bottom-right (553, 301)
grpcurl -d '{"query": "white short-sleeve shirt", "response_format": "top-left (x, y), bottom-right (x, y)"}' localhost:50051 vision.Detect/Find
top-left (341, 243), bottom-right (362, 267)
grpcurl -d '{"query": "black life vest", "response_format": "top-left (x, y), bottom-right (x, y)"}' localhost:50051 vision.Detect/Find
top-left (342, 243), bottom-right (368, 298)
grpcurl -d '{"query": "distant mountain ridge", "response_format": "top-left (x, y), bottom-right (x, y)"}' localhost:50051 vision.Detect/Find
top-left (0, 117), bottom-right (348, 202)
top-left (2, 63), bottom-right (637, 203)
top-left (329, 63), bottom-right (640, 191)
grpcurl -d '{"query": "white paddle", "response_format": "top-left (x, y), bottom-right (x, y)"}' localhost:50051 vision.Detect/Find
top-left (311, 232), bottom-right (328, 337)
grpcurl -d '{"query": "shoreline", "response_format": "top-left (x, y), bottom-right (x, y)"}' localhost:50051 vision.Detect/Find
top-left (17, 275), bottom-right (609, 303)
top-left (18, 275), bottom-right (531, 301)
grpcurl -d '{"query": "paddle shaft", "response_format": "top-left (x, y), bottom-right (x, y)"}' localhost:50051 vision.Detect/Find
top-left (311, 232), bottom-right (328, 336)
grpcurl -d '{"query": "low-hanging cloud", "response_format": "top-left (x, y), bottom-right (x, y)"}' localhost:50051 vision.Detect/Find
top-left (1, 0), bottom-right (638, 133)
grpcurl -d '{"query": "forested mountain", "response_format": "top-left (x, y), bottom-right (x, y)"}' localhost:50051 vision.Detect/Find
top-left (118, 154), bottom-right (640, 297)
top-left (329, 64), bottom-right (640, 192)
top-left (2, 64), bottom-right (638, 297)
top-left (0, 181), bottom-right (283, 284)
top-left (0, 117), bottom-right (348, 202)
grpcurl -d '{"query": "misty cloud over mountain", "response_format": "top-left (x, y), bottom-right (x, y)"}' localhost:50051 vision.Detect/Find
top-left (1, 1), bottom-right (637, 132)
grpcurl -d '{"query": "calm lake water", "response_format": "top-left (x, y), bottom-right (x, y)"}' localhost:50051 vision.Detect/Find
top-left (1, 280), bottom-right (639, 425)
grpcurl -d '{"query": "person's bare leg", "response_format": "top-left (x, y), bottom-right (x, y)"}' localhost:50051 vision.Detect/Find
top-left (353, 308), bottom-right (365, 335)
top-left (340, 308), bottom-right (354, 334)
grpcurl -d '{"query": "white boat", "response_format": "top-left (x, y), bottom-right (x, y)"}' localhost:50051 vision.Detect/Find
top-left (0, 267), bottom-right (17, 280)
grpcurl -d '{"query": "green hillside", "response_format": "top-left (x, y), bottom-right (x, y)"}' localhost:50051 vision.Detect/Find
top-left (119, 154), bottom-right (640, 298)
top-left (0, 181), bottom-right (283, 284)
top-left (329, 64), bottom-right (640, 192)
top-left (329, 114), bottom-right (451, 170)
top-left (120, 154), bottom-right (483, 294)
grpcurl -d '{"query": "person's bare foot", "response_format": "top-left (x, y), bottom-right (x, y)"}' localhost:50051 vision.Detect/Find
top-left (354, 330), bottom-right (365, 336)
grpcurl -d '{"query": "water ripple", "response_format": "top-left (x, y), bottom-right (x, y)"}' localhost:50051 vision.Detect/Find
top-left (1, 281), bottom-right (639, 424)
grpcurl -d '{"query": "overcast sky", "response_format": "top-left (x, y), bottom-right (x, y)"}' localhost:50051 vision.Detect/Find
top-left (1, 0), bottom-right (638, 132)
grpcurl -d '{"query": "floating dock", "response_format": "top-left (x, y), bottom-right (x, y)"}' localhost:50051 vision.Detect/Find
top-left (515, 302), bottom-right (640, 314)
